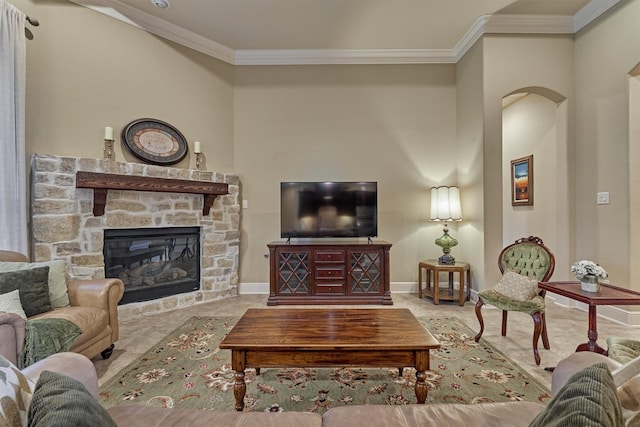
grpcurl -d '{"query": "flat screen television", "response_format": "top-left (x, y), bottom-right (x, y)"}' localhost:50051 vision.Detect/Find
top-left (280, 181), bottom-right (378, 238)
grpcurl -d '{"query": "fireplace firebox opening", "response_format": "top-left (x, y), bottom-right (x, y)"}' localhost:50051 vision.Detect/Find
top-left (104, 227), bottom-right (201, 304)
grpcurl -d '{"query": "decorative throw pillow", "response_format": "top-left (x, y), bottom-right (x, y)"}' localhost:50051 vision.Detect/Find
top-left (0, 289), bottom-right (28, 319)
top-left (28, 370), bottom-right (117, 427)
top-left (528, 363), bottom-right (624, 427)
top-left (0, 354), bottom-right (36, 427)
top-left (0, 267), bottom-right (52, 317)
top-left (0, 260), bottom-right (69, 308)
top-left (492, 269), bottom-right (539, 301)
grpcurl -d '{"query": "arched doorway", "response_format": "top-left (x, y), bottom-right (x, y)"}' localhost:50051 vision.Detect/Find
top-left (501, 87), bottom-right (570, 279)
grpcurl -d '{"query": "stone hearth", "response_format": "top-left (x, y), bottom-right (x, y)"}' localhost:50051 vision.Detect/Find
top-left (30, 154), bottom-right (240, 317)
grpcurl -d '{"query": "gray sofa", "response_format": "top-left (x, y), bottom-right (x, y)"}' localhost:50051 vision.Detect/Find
top-left (106, 400), bottom-right (544, 426)
top-left (2, 346), bottom-right (634, 427)
top-left (103, 352), bottom-right (640, 426)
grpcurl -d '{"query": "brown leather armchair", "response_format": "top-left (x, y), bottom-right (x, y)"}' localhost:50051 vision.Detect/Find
top-left (0, 250), bottom-right (124, 361)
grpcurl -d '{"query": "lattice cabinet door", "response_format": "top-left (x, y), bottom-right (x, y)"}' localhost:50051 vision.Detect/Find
top-left (349, 250), bottom-right (382, 295)
top-left (277, 251), bottom-right (310, 295)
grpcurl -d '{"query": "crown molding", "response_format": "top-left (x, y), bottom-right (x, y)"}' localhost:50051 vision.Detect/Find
top-left (69, 0), bottom-right (235, 63)
top-left (484, 14), bottom-right (574, 34)
top-left (573, 0), bottom-right (620, 32)
top-left (70, 0), bottom-right (619, 66)
top-left (234, 49), bottom-right (456, 65)
top-left (452, 15), bottom-right (490, 62)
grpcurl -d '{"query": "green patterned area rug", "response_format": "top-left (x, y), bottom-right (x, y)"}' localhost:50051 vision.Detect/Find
top-left (100, 316), bottom-right (550, 413)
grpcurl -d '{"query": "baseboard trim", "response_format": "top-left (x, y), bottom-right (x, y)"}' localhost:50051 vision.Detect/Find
top-left (238, 282), bottom-right (269, 294)
top-left (239, 282), bottom-right (639, 326)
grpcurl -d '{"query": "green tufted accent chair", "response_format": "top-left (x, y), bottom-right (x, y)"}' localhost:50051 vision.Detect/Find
top-left (474, 236), bottom-right (555, 366)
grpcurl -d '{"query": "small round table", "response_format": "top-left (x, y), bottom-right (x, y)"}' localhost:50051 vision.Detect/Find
top-left (418, 259), bottom-right (471, 305)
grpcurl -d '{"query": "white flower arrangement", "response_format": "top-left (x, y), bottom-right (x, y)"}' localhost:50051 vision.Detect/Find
top-left (571, 260), bottom-right (608, 280)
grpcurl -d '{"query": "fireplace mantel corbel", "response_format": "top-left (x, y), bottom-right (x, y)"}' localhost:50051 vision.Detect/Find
top-left (75, 171), bottom-right (229, 216)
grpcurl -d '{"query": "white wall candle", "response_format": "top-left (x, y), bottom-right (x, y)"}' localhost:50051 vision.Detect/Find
top-left (104, 126), bottom-right (114, 140)
top-left (194, 141), bottom-right (201, 153)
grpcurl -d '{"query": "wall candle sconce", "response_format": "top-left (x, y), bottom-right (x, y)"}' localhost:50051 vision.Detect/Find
top-left (103, 126), bottom-right (114, 160)
top-left (194, 141), bottom-right (204, 170)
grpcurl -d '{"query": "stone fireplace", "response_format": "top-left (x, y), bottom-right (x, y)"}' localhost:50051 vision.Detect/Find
top-left (30, 154), bottom-right (240, 317)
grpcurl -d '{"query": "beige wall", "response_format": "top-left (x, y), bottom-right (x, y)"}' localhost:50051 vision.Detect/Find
top-left (14, 0), bottom-right (461, 289)
top-left (14, 0), bottom-right (235, 172)
top-left (574, 0), bottom-right (640, 289)
top-left (455, 41), bottom-right (485, 293)
top-left (482, 35), bottom-right (574, 287)
top-left (10, 0), bottom-right (640, 295)
top-left (233, 65), bottom-right (458, 284)
top-left (631, 67), bottom-right (640, 293)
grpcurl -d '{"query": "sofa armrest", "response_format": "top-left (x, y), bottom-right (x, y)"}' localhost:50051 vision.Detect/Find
top-left (0, 312), bottom-right (26, 365)
top-left (67, 278), bottom-right (124, 340)
top-left (21, 352), bottom-right (100, 399)
top-left (67, 278), bottom-right (124, 308)
top-left (551, 351), bottom-right (621, 396)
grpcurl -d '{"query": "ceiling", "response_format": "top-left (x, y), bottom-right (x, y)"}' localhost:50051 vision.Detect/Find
top-left (70, 0), bottom-right (619, 65)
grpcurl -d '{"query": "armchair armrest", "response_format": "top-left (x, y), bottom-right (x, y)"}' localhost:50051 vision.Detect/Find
top-left (0, 312), bottom-right (26, 365)
top-left (67, 278), bottom-right (124, 340)
top-left (67, 278), bottom-right (124, 308)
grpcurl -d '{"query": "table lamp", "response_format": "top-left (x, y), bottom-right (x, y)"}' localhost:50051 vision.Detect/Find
top-left (429, 186), bottom-right (462, 265)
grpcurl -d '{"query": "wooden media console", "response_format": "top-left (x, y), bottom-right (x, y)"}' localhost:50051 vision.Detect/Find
top-left (267, 241), bottom-right (392, 305)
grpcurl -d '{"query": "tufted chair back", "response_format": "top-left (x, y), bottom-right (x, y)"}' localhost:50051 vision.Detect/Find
top-left (475, 236), bottom-right (555, 366)
top-left (498, 236), bottom-right (555, 282)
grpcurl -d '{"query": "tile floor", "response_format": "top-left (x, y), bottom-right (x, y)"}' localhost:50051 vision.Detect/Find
top-left (94, 293), bottom-right (640, 391)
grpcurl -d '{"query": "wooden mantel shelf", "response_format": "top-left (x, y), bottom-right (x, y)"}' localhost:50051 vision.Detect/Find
top-left (75, 171), bottom-right (229, 216)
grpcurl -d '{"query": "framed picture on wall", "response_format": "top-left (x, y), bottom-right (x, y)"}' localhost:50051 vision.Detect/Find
top-left (511, 155), bottom-right (533, 206)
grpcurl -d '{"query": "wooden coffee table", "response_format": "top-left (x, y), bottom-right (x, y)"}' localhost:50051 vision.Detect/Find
top-left (219, 308), bottom-right (440, 411)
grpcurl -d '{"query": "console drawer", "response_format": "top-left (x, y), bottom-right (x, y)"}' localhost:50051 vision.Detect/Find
top-left (316, 284), bottom-right (344, 294)
top-left (315, 250), bottom-right (345, 263)
top-left (315, 266), bottom-right (345, 280)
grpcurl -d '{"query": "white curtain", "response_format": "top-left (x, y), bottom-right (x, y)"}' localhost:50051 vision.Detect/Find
top-left (0, 0), bottom-right (27, 254)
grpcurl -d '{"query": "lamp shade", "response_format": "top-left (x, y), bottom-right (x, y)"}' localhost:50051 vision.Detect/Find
top-left (429, 186), bottom-right (462, 221)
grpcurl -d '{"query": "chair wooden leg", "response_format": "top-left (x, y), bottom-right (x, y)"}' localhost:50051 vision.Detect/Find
top-left (531, 312), bottom-right (543, 366)
top-left (541, 313), bottom-right (550, 350)
top-left (474, 299), bottom-right (485, 342)
top-left (501, 311), bottom-right (508, 336)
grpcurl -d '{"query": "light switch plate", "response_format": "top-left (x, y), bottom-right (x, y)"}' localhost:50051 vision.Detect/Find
top-left (597, 192), bottom-right (609, 205)
top-left (242, 200), bottom-right (248, 209)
